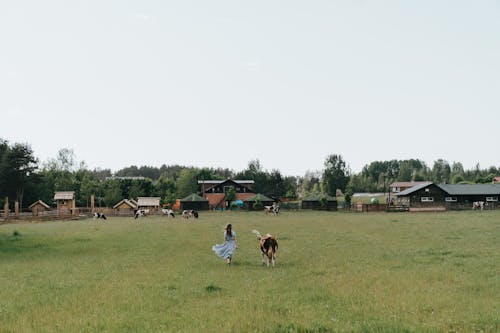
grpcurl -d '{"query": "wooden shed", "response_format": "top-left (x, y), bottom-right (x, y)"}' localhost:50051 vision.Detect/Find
top-left (243, 193), bottom-right (274, 210)
top-left (301, 194), bottom-right (338, 210)
top-left (180, 194), bottom-right (209, 211)
top-left (137, 197), bottom-right (161, 212)
top-left (54, 191), bottom-right (76, 215)
top-left (113, 199), bottom-right (138, 215)
top-left (28, 200), bottom-right (51, 216)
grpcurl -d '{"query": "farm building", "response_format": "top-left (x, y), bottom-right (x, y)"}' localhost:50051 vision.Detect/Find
top-left (113, 199), bottom-right (138, 214)
top-left (394, 182), bottom-right (500, 210)
top-left (28, 200), bottom-right (51, 216)
top-left (180, 194), bottom-right (209, 211)
top-left (390, 181), bottom-right (431, 194)
top-left (137, 197), bottom-right (161, 212)
top-left (200, 179), bottom-right (255, 209)
top-left (301, 194), bottom-right (338, 210)
top-left (243, 193), bottom-right (274, 210)
top-left (54, 191), bottom-right (76, 215)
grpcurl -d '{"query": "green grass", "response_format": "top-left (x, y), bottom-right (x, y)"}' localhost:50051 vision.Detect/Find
top-left (1, 211), bottom-right (499, 332)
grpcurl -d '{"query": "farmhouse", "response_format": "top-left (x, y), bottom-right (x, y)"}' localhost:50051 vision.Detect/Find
top-left (395, 182), bottom-right (500, 210)
top-left (54, 191), bottom-right (75, 215)
top-left (199, 179), bottom-right (255, 209)
top-left (28, 200), bottom-right (51, 216)
top-left (390, 181), bottom-right (431, 194)
top-left (137, 197), bottom-right (161, 212)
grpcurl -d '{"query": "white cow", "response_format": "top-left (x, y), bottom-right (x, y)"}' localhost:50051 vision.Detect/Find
top-left (162, 208), bottom-right (175, 218)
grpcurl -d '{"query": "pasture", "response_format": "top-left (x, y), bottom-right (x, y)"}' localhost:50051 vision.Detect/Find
top-left (1, 211), bottom-right (498, 333)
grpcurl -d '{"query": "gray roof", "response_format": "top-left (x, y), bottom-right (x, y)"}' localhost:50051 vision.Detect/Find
top-left (301, 194), bottom-right (337, 201)
top-left (438, 184), bottom-right (500, 195)
top-left (198, 179), bottom-right (254, 184)
top-left (244, 193), bottom-right (273, 202)
top-left (137, 197), bottom-right (161, 206)
top-left (54, 191), bottom-right (75, 200)
top-left (113, 199), bottom-right (138, 209)
top-left (181, 194), bottom-right (208, 202)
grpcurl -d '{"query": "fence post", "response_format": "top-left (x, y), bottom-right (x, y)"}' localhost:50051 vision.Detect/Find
top-left (4, 197), bottom-right (9, 220)
top-left (15, 201), bottom-right (19, 218)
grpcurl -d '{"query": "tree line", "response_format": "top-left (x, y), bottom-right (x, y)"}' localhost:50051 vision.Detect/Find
top-left (1, 137), bottom-right (499, 210)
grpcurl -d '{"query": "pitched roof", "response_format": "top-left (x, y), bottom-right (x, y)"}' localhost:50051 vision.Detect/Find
top-left (438, 184), bottom-right (500, 196)
top-left (301, 194), bottom-right (337, 201)
top-left (113, 199), bottom-right (138, 209)
top-left (390, 181), bottom-right (431, 188)
top-left (137, 197), bottom-right (161, 206)
top-left (54, 191), bottom-right (75, 200)
top-left (393, 182), bottom-right (433, 196)
top-left (243, 193), bottom-right (273, 202)
top-left (202, 179), bottom-right (254, 192)
top-left (181, 193), bottom-right (208, 202)
top-left (28, 200), bottom-right (51, 209)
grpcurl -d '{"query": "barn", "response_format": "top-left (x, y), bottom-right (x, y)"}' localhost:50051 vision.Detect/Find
top-left (243, 193), bottom-right (274, 210)
top-left (180, 194), bottom-right (209, 211)
top-left (28, 200), bottom-right (51, 216)
top-left (395, 182), bottom-right (500, 210)
top-left (54, 191), bottom-right (76, 215)
top-left (199, 179), bottom-right (255, 209)
top-left (301, 194), bottom-right (338, 210)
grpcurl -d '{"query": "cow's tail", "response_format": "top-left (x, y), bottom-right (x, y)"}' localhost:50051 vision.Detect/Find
top-left (251, 229), bottom-right (262, 239)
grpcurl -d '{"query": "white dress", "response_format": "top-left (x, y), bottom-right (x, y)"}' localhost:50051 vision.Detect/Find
top-left (212, 231), bottom-right (237, 259)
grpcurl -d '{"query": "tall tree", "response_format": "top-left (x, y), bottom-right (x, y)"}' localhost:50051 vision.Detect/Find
top-left (322, 154), bottom-right (350, 196)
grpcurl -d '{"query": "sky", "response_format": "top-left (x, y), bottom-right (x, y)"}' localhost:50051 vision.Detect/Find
top-left (1, 1), bottom-right (499, 176)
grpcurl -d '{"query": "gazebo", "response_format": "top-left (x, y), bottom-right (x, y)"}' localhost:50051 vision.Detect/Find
top-left (54, 191), bottom-right (76, 215)
top-left (180, 194), bottom-right (209, 211)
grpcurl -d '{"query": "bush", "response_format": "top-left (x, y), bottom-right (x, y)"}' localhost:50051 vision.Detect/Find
top-left (253, 200), bottom-right (263, 210)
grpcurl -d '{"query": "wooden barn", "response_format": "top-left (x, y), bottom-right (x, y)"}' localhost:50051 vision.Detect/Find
top-left (199, 179), bottom-right (255, 209)
top-left (243, 193), bottom-right (274, 210)
top-left (395, 182), bottom-right (500, 211)
top-left (28, 200), bottom-right (51, 216)
top-left (180, 194), bottom-right (209, 211)
top-left (54, 191), bottom-right (75, 215)
top-left (301, 194), bottom-right (338, 210)
top-left (113, 199), bottom-right (138, 215)
top-left (137, 197), bottom-right (161, 212)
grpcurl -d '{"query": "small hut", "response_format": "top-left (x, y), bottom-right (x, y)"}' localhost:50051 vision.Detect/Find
top-left (301, 194), bottom-right (337, 210)
top-left (243, 193), bottom-right (274, 210)
top-left (28, 200), bottom-right (51, 216)
top-left (54, 191), bottom-right (76, 215)
top-left (137, 197), bottom-right (161, 212)
top-left (180, 194), bottom-right (209, 211)
top-left (113, 199), bottom-right (138, 215)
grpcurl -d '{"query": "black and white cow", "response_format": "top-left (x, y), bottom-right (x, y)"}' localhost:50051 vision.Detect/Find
top-left (134, 209), bottom-right (149, 219)
top-left (472, 201), bottom-right (487, 210)
top-left (161, 208), bottom-right (175, 218)
top-left (264, 203), bottom-right (280, 215)
top-left (93, 212), bottom-right (107, 220)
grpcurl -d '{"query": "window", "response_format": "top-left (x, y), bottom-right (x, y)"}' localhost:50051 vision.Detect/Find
top-left (445, 197), bottom-right (457, 202)
top-left (421, 197), bottom-right (434, 202)
top-left (486, 197), bottom-right (498, 202)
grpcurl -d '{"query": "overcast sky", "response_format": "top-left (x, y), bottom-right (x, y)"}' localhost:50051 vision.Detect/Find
top-left (1, 1), bottom-right (499, 176)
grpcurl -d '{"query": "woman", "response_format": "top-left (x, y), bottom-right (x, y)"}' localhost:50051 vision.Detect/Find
top-left (212, 223), bottom-right (238, 265)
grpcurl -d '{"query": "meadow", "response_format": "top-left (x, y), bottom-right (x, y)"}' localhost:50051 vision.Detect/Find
top-left (0, 210), bottom-right (498, 333)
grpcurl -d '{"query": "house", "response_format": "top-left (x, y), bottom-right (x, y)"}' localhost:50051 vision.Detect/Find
top-left (301, 194), bottom-right (338, 211)
top-left (200, 179), bottom-right (255, 209)
top-left (394, 182), bottom-right (500, 210)
top-left (113, 199), bottom-right (138, 214)
top-left (180, 194), bottom-right (209, 211)
top-left (28, 200), bottom-right (51, 216)
top-left (390, 181), bottom-right (432, 194)
top-left (54, 191), bottom-right (75, 215)
top-left (137, 197), bottom-right (161, 212)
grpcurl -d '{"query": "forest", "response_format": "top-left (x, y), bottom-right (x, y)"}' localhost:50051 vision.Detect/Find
top-left (1, 138), bottom-right (499, 210)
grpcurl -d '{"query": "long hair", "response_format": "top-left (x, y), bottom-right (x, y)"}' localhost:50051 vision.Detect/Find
top-left (226, 224), bottom-right (232, 237)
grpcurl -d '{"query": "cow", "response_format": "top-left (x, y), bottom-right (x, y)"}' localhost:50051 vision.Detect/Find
top-left (182, 210), bottom-right (199, 219)
top-left (264, 203), bottom-right (280, 215)
top-left (252, 229), bottom-right (278, 268)
top-left (134, 209), bottom-right (149, 219)
top-left (472, 201), bottom-right (487, 210)
top-left (93, 212), bottom-right (107, 220)
top-left (162, 208), bottom-right (175, 218)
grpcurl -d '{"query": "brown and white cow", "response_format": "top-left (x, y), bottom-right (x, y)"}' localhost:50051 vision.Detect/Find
top-left (252, 229), bottom-right (278, 267)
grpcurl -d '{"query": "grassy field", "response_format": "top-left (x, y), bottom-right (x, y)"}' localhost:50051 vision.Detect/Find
top-left (0, 211), bottom-right (499, 333)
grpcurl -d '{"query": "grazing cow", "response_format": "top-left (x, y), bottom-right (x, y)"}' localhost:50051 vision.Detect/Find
top-left (162, 208), bottom-right (175, 218)
top-left (472, 201), bottom-right (487, 210)
top-left (93, 212), bottom-right (107, 220)
top-left (264, 203), bottom-right (280, 215)
top-left (182, 210), bottom-right (192, 219)
top-left (252, 229), bottom-right (278, 268)
top-left (192, 210), bottom-right (199, 219)
top-left (134, 209), bottom-right (149, 219)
